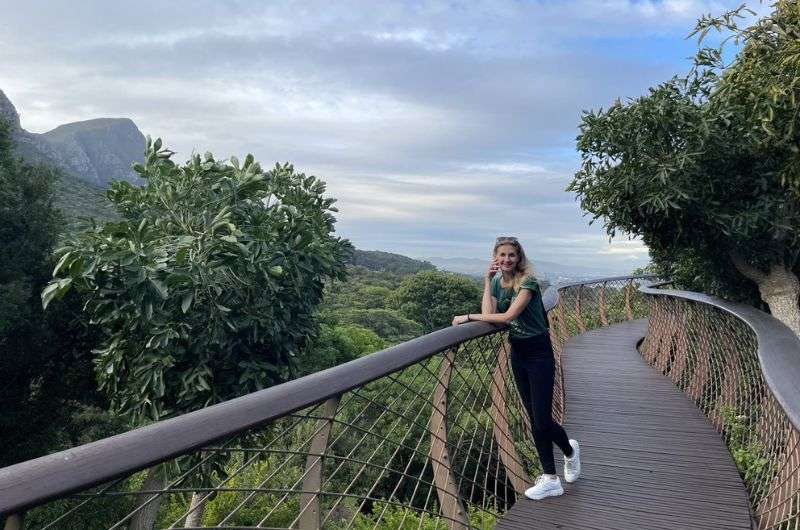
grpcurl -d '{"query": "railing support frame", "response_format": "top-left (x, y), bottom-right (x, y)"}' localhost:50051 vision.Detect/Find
top-left (299, 395), bottom-right (341, 530)
top-left (3, 514), bottom-right (23, 530)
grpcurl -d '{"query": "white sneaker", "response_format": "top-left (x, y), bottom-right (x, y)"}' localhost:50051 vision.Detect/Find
top-left (524, 475), bottom-right (563, 500)
top-left (564, 439), bottom-right (581, 483)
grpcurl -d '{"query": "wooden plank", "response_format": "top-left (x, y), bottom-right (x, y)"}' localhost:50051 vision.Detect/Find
top-left (496, 319), bottom-right (753, 530)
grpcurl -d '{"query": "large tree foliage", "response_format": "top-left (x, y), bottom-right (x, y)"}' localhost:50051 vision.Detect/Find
top-left (45, 137), bottom-right (352, 424)
top-left (320, 266), bottom-right (424, 343)
top-left (392, 270), bottom-right (481, 333)
top-left (298, 323), bottom-right (385, 376)
top-left (569, 2), bottom-right (800, 335)
top-left (0, 121), bottom-right (60, 294)
top-left (0, 119), bottom-right (104, 466)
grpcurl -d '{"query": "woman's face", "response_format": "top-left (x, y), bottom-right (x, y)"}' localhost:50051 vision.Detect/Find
top-left (494, 244), bottom-right (520, 273)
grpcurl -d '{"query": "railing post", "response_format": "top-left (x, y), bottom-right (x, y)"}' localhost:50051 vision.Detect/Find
top-left (556, 298), bottom-right (568, 339)
top-left (490, 338), bottom-right (532, 495)
top-left (576, 285), bottom-right (586, 332)
top-left (429, 348), bottom-right (469, 530)
top-left (599, 282), bottom-right (608, 326)
top-left (551, 324), bottom-right (566, 425)
top-left (4, 514), bottom-right (24, 530)
top-left (625, 279), bottom-right (634, 320)
top-left (299, 395), bottom-right (340, 530)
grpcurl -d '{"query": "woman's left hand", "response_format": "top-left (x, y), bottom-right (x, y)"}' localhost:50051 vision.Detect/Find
top-left (452, 315), bottom-right (470, 326)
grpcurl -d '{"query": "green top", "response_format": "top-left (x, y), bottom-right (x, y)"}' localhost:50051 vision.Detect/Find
top-left (491, 274), bottom-right (548, 339)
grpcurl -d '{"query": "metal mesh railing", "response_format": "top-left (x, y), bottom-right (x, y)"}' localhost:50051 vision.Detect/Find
top-left (553, 276), bottom-right (651, 337)
top-left (546, 276), bottom-right (652, 422)
top-left (2, 330), bottom-right (545, 530)
top-left (8, 274), bottom-right (798, 530)
top-left (641, 290), bottom-right (800, 530)
top-left (2, 275), bottom-right (655, 530)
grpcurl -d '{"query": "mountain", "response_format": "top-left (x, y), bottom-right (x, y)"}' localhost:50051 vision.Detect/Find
top-left (0, 89), bottom-right (144, 187)
top-left (55, 171), bottom-right (118, 223)
top-left (350, 250), bottom-right (436, 275)
top-left (423, 256), bottom-right (631, 281)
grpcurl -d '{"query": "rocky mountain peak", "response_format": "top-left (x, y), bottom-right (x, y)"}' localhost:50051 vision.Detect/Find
top-left (1, 89), bottom-right (144, 186)
top-left (0, 89), bottom-right (21, 130)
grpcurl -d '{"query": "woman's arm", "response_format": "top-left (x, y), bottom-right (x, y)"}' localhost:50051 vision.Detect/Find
top-left (452, 289), bottom-right (532, 326)
top-left (481, 276), bottom-right (497, 315)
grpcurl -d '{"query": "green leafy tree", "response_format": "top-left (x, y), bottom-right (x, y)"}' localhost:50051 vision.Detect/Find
top-left (45, 136), bottom-right (352, 423)
top-left (299, 324), bottom-right (386, 375)
top-left (569, 2), bottom-right (800, 335)
top-left (348, 250), bottom-right (435, 275)
top-left (334, 308), bottom-right (423, 343)
top-left (392, 270), bottom-right (481, 333)
top-left (0, 119), bottom-right (105, 466)
top-left (44, 137), bottom-right (351, 527)
top-left (356, 285), bottom-right (394, 309)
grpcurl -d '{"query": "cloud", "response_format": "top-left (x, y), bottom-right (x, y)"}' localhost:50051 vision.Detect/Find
top-left (364, 29), bottom-right (466, 51)
top-left (0, 0), bottom-right (752, 270)
top-left (599, 239), bottom-right (651, 259)
top-left (462, 162), bottom-right (550, 175)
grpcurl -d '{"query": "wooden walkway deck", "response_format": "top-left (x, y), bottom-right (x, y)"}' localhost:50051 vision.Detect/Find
top-left (497, 319), bottom-right (754, 530)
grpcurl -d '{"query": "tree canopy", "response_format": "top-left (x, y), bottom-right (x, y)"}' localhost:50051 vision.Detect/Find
top-left (392, 270), bottom-right (481, 333)
top-left (568, 2), bottom-right (800, 334)
top-left (44, 137), bottom-right (352, 423)
top-left (0, 119), bottom-right (107, 466)
top-left (348, 250), bottom-right (435, 275)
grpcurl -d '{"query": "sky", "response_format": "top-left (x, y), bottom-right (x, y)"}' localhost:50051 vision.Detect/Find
top-left (0, 0), bottom-right (765, 273)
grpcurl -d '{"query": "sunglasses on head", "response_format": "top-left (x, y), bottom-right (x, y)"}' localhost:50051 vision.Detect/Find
top-left (495, 236), bottom-right (519, 244)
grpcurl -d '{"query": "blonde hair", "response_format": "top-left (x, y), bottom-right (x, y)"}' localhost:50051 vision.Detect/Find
top-left (493, 237), bottom-right (536, 292)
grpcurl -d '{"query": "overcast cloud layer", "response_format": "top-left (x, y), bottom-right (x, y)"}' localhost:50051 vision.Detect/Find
top-left (0, 0), bottom-right (759, 272)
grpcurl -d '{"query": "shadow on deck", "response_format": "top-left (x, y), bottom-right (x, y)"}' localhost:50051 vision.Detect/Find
top-left (497, 319), bottom-right (753, 530)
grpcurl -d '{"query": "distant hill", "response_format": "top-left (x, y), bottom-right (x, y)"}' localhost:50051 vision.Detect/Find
top-left (423, 256), bottom-right (629, 280)
top-left (349, 250), bottom-right (436, 275)
top-left (0, 89), bottom-right (144, 187)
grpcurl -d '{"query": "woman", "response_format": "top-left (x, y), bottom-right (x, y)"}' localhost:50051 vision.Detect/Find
top-left (451, 236), bottom-right (580, 500)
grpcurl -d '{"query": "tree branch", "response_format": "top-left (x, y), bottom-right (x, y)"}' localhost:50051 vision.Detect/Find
top-left (729, 251), bottom-right (767, 283)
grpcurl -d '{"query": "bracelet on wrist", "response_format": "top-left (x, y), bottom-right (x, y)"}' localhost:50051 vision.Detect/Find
top-left (466, 314), bottom-right (472, 322)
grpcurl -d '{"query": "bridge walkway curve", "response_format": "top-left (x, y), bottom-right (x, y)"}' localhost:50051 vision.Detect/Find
top-left (497, 319), bottom-right (753, 530)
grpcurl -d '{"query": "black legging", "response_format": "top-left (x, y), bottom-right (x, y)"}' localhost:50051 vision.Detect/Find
top-left (509, 332), bottom-right (573, 475)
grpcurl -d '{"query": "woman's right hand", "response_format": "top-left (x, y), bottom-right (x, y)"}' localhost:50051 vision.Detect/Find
top-left (485, 259), bottom-right (500, 280)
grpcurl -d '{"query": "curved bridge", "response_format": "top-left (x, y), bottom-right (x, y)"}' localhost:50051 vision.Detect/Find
top-left (499, 319), bottom-right (752, 529)
top-left (1, 277), bottom-right (798, 529)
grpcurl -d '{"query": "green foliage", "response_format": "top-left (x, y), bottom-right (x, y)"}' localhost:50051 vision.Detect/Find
top-left (0, 122), bottom-right (61, 291)
top-left (720, 407), bottom-right (772, 488)
top-left (332, 325), bottom-right (385, 356)
top-left (357, 285), bottom-right (395, 309)
top-left (569, 3), bottom-right (800, 303)
top-left (0, 119), bottom-right (106, 466)
top-left (298, 323), bottom-right (386, 375)
top-left (25, 490), bottom-right (136, 530)
top-left (392, 270), bottom-right (481, 333)
top-left (60, 404), bottom-right (129, 447)
top-left (55, 175), bottom-right (117, 227)
top-left (322, 266), bottom-right (405, 312)
top-left (152, 440), bottom-right (499, 529)
top-left (44, 137), bottom-right (352, 424)
top-left (157, 454), bottom-right (302, 528)
top-left (349, 250), bottom-right (436, 275)
top-left (334, 309), bottom-right (423, 344)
